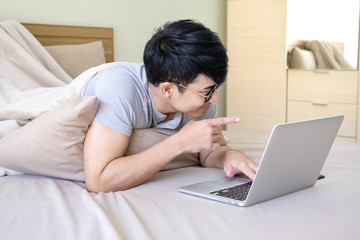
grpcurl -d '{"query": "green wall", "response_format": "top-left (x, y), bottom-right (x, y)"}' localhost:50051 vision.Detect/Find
top-left (0, 0), bottom-right (227, 117)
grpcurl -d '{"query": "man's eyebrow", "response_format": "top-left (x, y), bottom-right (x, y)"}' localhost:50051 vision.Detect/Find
top-left (203, 84), bottom-right (217, 90)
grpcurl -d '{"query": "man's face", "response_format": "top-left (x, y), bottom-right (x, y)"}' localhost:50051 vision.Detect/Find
top-left (173, 74), bottom-right (218, 118)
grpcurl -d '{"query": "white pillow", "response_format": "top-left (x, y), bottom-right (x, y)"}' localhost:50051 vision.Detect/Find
top-left (0, 96), bottom-right (98, 181)
top-left (289, 47), bottom-right (316, 69)
top-left (45, 41), bottom-right (106, 78)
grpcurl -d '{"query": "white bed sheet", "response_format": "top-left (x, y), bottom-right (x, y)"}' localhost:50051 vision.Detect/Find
top-left (1, 141), bottom-right (359, 240)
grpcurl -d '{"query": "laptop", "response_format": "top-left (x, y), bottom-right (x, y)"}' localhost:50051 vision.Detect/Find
top-left (179, 115), bottom-right (344, 207)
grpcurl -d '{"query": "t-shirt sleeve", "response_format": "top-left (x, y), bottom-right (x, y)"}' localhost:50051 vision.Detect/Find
top-left (91, 69), bottom-right (137, 137)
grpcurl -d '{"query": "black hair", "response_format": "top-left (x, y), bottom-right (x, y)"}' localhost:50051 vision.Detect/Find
top-left (143, 19), bottom-right (228, 91)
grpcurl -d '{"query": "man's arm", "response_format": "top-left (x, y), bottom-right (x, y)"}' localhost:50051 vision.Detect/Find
top-left (199, 127), bottom-right (258, 180)
top-left (84, 117), bottom-right (240, 193)
top-left (84, 120), bottom-right (185, 193)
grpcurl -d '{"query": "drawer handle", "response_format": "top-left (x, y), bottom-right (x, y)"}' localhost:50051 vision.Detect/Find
top-left (312, 100), bottom-right (328, 106)
top-left (312, 69), bottom-right (330, 73)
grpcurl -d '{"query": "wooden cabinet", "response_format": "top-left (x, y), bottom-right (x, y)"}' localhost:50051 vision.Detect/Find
top-left (287, 70), bottom-right (358, 138)
top-left (226, 0), bottom-right (287, 137)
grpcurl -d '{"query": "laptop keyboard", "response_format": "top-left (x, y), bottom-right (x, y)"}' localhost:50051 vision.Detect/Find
top-left (210, 182), bottom-right (252, 201)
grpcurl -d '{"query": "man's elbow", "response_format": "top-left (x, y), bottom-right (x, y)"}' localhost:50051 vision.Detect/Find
top-left (85, 176), bottom-right (130, 193)
top-left (85, 176), bottom-right (113, 193)
top-left (86, 180), bottom-right (107, 194)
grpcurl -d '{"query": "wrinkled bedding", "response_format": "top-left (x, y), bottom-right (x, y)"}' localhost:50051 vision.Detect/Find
top-left (1, 141), bottom-right (359, 240)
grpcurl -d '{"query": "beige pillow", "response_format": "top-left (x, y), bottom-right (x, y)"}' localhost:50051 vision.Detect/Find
top-left (289, 47), bottom-right (316, 69)
top-left (45, 41), bottom-right (106, 78)
top-left (126, 128), bottom-right (200, 171)
top-left (0, 96), bottom-right (98, 181)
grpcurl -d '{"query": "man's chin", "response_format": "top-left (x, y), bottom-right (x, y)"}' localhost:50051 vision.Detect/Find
top-left (187, 109), bottom-right (206, 118)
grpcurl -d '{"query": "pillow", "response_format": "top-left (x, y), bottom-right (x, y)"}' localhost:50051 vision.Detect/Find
top-left (126, 128), bottom-right (200, 171)
top-left (45, 41), bottom-right (106, 79)
top-left (288, 47), bottom-right (316, 69)
top-left (0, 96), bottom-right (98, 181)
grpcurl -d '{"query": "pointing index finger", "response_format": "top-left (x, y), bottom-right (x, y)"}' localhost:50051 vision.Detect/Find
top-left (209, 117), bottom-right (240, 126)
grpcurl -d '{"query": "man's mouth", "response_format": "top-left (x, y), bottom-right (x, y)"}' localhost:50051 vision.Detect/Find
top-left (201, 104), bottom-right (210, 110)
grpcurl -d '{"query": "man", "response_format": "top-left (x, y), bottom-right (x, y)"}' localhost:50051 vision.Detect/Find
top-left (83, 19), bottom-right (258, 193)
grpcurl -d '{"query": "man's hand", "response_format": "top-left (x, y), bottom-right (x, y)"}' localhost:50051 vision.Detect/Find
top-left (185, 117), bottom-right (259, 181)
top-left (223, 150), bottom-right (258, 180)
top-left (176, 117), bottom-right (240, 153)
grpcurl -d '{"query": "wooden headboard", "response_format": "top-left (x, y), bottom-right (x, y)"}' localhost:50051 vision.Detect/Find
top-left (22, 23), bottom-right (114, 62)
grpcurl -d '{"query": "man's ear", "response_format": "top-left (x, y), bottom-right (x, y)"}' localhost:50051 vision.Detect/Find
top-left (160, 82), bottom-right (174, 98)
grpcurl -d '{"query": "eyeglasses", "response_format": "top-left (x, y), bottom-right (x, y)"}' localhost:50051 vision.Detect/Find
top-left (178, 83), bottom-right (217, 103)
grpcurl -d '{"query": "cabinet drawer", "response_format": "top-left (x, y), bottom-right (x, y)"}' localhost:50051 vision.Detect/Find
top-left (288, 70), bottom-right (358, 104)
top-left (287, 101), bottom-right (357, 137)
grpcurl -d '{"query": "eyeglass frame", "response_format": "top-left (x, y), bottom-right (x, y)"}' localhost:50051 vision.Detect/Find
top-left (158, 80), bottom-right (218, 103)
top-left (178, 83), bottom-right (217, 103)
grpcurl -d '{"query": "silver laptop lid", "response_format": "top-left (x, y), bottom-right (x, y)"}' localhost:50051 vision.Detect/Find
top-left (245, 115), bottom-right (344, 206)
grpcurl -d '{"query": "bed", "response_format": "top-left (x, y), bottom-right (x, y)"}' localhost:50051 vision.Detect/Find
top-left (1, 21), bottom-right (360, 240)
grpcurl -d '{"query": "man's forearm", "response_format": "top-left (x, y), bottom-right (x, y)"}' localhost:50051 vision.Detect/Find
top-left (200, 145), bottom-right (230, 169)
top-left (86, 134), bottom-right (184, 193)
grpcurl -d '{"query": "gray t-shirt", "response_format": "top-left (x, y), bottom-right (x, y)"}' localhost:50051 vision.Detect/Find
top-left (83, 62), bottom-right (217, 136)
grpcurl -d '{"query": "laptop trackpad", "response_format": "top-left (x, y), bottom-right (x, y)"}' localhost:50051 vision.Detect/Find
top-left (209, 174), bottom-right (252, 189)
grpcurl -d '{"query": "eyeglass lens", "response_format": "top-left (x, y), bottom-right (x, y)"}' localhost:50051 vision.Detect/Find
top-left (205, 85), bottom-right (216, 103)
